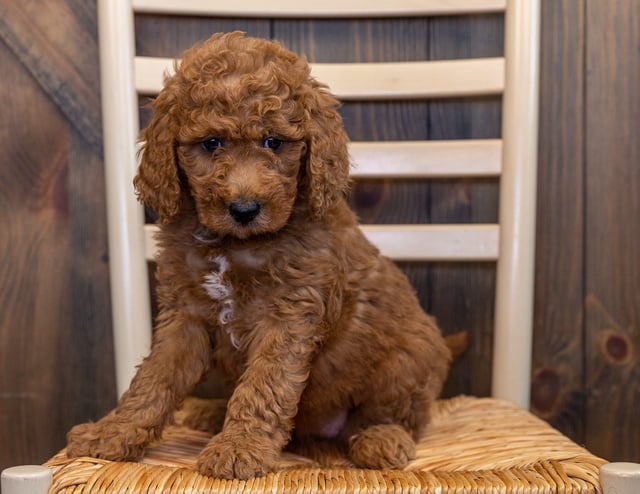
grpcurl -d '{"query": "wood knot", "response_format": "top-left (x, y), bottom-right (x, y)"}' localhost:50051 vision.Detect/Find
top-left (599, 329), bottom-right (633, 365)
top-left (531, 368), bottom-right (562, 417)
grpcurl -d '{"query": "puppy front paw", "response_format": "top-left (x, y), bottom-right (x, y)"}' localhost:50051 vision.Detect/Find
top-left (66, 415), bottom-right (149, 462)
top-left (197, 432), bottom-right (278, 480)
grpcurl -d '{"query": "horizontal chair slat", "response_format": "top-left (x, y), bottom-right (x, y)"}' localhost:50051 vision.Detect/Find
top-left (134, 139), bottom-right (501, 178)
top-left (349, 140), bottom-right (502, 178)
top-left (135, 57), bottom-right (505, 100)
top-left (144, 224), bottom-right (499, 262)
top-left (313, 59), bottom-right (504, 99)
top-left (132, 0), bottom-right (506, 18)
top-left (361, 224), bottom-right (499, 261)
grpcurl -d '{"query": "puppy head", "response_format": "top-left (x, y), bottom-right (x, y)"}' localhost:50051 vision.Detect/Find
top-left (134, 31), bottom-right (350, 235)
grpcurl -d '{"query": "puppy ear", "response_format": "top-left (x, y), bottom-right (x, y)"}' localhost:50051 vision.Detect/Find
top-left (305, 84), bottom-right (351, 219)
top-left (134, 86), bottom-right (182, 224)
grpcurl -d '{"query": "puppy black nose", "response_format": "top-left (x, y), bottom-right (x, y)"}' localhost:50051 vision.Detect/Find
top-left (229, 201), bottom-right (261, 225)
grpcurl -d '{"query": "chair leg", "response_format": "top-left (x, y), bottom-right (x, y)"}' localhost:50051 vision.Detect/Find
top-left (1, 465), bottom-right (52, 494)
top-left (600, 462), bottom-right (640, 494)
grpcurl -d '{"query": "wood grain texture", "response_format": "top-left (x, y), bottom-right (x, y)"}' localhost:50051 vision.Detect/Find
top-left (0, 0), bottom-right (102, 152)
top-left (425, 14), bottom-right (502, 398)
top-left (584, 0), bottom-right (640, 462)
top-left (64, 127), bottom-right (116, 424)
top-left (134, 15), bottom-right (270, 58)
top-left (0, 0), bottom-right (115, 471)
top-left (0, 42), bottom-right (71, 468)
top-left (530, 0), bottom-right (586, 444)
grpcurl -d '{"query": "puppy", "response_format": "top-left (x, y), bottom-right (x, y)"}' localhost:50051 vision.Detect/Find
top-left (66, 31), bottom-right (451, 480)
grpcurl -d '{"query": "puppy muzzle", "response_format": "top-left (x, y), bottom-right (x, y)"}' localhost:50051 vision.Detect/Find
top-left (228, 200), bottom-right (262, 225)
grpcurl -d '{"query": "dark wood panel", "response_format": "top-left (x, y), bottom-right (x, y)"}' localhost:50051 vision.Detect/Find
top-left (0, 0), bottom-right (102, 152)
top-left (530, 0), bottom-right (586, 444)
top-left (426, 15), bottom-right (502, 398)
top-left (63, 126), bottom-right (116, 425)
top-left (585, 0), bottom-right (640, 462)
top-left (275, 18), bottom-right (429, 63)
top-left (0, 38), bottom-right (69, 469)
top-left (0, 36), bottom-right (72, 469)
top-left (0, 0), bottom-right (115, 471)
top-left (135, 15), bottom-right (271, 57)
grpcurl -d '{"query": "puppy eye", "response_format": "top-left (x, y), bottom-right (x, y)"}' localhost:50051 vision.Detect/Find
top-left (263, 137), bottom-right (283, 151)
top-left (201, 138), bottom-right (223, 153)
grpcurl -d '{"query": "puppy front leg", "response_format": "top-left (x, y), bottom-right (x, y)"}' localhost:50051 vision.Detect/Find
top-left (197, 325), bottom-right (318, 479)
top-left (66, 314), bottom-right (211, 461)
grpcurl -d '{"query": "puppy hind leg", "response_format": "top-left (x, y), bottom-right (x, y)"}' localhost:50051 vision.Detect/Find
top-left (339, 391), bottom-right (429, 470)
top-left (348, 423), bottom-right (416, 470)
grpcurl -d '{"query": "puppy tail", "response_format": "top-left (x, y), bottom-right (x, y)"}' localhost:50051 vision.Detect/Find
top-left (444, 331), bottom-right (469, 361)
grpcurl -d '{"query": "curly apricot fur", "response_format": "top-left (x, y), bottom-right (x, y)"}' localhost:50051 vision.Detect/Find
top-left (67, 32), bottom-right (450, 480)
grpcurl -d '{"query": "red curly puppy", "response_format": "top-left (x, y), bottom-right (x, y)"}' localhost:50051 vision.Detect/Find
top-left (66, 31), bottom-right (451, 480)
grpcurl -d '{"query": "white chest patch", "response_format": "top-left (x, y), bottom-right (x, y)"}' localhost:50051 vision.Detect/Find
top-left (202, 255), bottom-right (239, 349)
top-left (202, 255), bottom-right (230, 300)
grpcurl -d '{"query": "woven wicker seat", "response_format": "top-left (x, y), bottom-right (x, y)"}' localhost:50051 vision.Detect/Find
top-left (45, 397), bottom-right (605, 493)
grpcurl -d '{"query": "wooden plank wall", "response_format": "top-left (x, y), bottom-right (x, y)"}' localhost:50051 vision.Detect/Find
top-left (1, 0), bottom-right (639, 471)
top-left (530, 0), bottom-right (586, 442)
top-left (0, 0), bottom-right (116, 469)
top-left (583, 1), bottom-right (640, 458)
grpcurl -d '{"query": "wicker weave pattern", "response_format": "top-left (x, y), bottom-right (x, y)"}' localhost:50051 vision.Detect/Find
top-left (45, 396), bottom-right (606, 493)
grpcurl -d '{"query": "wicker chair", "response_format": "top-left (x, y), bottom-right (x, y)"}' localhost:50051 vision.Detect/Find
top-left (3, 0), bottom-right (638, 492)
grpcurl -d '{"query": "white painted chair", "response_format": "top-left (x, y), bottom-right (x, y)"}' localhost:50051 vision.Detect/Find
top-left (116, 0), bottom-right (531, 409)
top-left (3, 0), bottom-right (639, 492)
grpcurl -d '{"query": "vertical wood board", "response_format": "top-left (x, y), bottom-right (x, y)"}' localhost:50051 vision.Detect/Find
top-left (584, 0), bottom-right (640, 461)
top-left (426, 14), bottom-right (502, 398)
top-left (0, 0), bottom-right (116, 470)
top-left (530, 0), bottom-right (586, 444)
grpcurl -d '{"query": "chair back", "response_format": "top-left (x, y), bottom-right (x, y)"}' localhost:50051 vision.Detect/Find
top-left (98, 0), bottom-right (540, 408)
